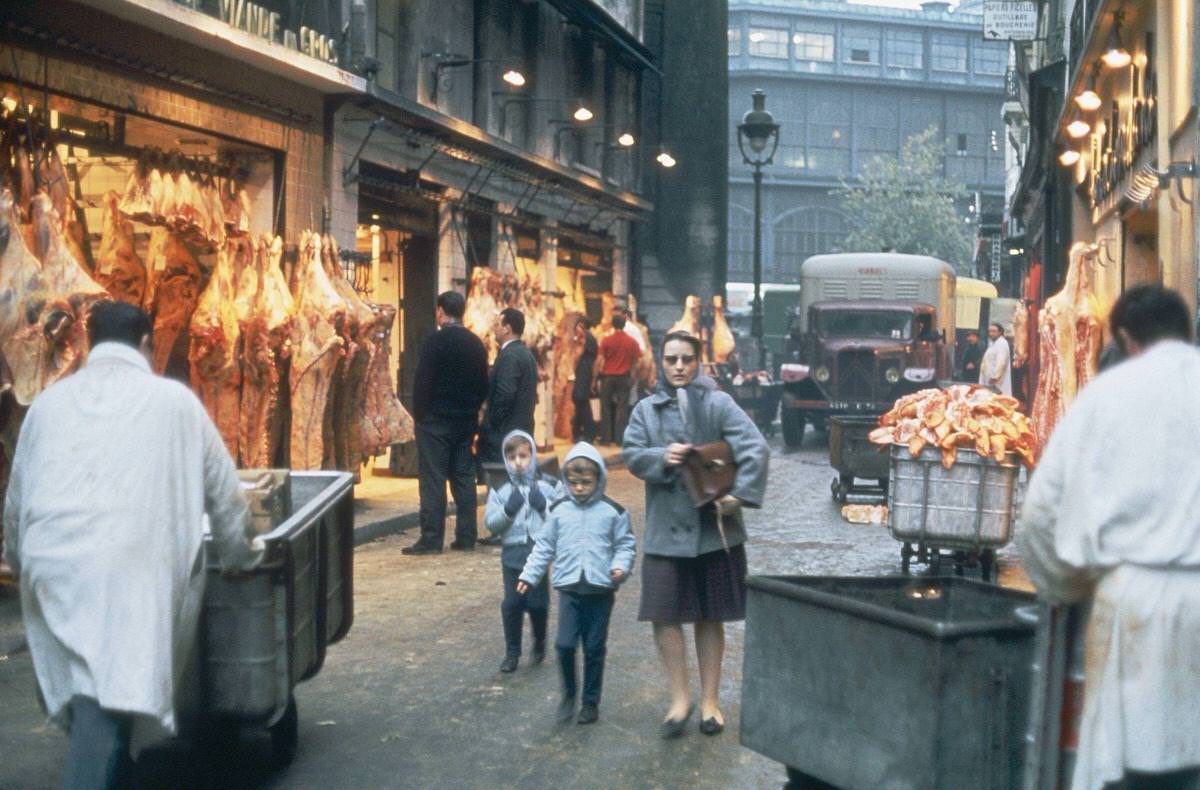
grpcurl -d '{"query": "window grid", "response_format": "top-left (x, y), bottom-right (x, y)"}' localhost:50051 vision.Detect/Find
top-left (842, 32), bottom-right (879, 64)
top-left (748, 28), bottom-right (789, 59)
top-left (729, 27), bottom-right (742, 56)
top-left (774, 209), bottom-right (850, 275)
top-left (793, 31), bottom-right (834, 61)
top-left (931, 33), bottom-right (967, 72)
top-left (885, 29), bottom-right (923, 68)
top-left (973, 42), bottom-right (1007, 74)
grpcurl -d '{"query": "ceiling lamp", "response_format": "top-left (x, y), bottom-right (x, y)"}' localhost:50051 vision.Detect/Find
top-left (1075, 69), bottom-right (1102, 111)
top-left (1101, 20), bottom-right (1132, 69)
top-left (617, 132), bottom-right (635, 147)
top-left (573, 103), bottom-right (594, 122)
top-left (1059, 149), bottom-right (1081, 167)
top-left (1066, 110), bottom-right (1091, 139)
top-left (502, 69), bottom-right (526, 87)
top-left (656, 149), bottom-right (677, 168)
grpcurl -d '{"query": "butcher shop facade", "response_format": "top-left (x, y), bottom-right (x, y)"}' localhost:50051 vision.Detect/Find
top-left (0, 0), bottom-right (415, 490)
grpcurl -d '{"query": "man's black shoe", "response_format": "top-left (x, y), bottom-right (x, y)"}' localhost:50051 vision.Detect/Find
top-left (449, 540), bottom-right (475, 551)
top-left (556, 696), bottom-right (576, 723)
top-left (401, 543), bottom-right (442, 556)
top-left (532, 642), bottom-right (546, 665)
top-left (499, 655), bottom-right (519, 673)
top-left (478, 535), bottom-right (502, 546)
top-left (577, 703), bottom-right (599, 725)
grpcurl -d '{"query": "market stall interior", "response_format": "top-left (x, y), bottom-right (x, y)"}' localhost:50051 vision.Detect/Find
top-left (0, 89), bottom-right (414, 532)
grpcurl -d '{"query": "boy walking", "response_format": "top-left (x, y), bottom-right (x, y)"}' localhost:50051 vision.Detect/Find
top-left (517, 443), bottom-right (636, 725)
top-left (484, 430), bottom-right (562, 673)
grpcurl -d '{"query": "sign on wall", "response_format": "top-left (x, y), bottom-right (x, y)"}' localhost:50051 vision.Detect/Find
top-left (982, 1), bottom-right (1038, 42)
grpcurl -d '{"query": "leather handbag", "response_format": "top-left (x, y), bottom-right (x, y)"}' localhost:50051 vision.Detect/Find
top-left (680, 440), bottom-right (736, 508)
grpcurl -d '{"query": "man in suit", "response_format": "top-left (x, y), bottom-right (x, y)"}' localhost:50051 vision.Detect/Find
top-left (404, 291), bottom-right (490, 555)
top-left (480, 307), bottom-right (539, 471)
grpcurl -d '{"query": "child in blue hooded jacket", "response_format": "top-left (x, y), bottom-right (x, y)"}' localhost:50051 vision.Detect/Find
top-left (517, 442), bottom-right (636, 725)
top-left (484, 430), bottom-right (563, 673)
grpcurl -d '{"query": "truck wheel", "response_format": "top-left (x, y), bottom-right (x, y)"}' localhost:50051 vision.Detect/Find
top-left (270, 695), bottom-right (299, 769)
top-left (782, 409), bottom-right (805, 448)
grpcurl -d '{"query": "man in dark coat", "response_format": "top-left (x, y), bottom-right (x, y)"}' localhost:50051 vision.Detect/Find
top-left (404, 291), bottom-right (489, 555)
top-left (480, 307), bottom-right (539, 467)
top-left (958, 330), bottom-right (984, 382)
top-left (572, 317), bottom-right (598, 443)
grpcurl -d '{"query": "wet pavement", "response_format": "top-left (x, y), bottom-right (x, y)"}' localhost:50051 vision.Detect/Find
top-left (0, 430), bottom-right (1028, 789)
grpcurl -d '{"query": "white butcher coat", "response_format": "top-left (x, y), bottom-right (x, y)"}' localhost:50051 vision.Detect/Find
top-left (3, 342), bottom-right (262, 746)
top-left (979, 335), bottom-right (1012, 395)
top-left (1018, 340), bottom-right (1200, 789)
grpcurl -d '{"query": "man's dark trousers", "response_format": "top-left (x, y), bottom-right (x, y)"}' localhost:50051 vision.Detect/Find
top-left (62, 696), bottom-right (132, 790)
top-left (598, 373), bottom-right (631, 444)
top-left (556, 590), bottom-right (615, 704)
top-left (571, 395), bottom-right (595, 443)
top-left (416, 418), bottom-right (478, 547)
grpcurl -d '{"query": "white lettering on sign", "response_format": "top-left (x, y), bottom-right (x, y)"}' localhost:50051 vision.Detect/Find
top-left (982, 1), bottom-right (1037, 41)
top-left (217, 0), bottom-right (338, 65)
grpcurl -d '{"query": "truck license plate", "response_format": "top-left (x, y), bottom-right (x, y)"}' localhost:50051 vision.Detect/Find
top-left (829, 401), bottom-right (869, 411)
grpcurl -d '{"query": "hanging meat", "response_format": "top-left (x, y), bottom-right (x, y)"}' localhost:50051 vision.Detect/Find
top-left (552, 309), bottom-right (587, 440)
top-left (1030, 241), bottom-right (1104, 458)
top-left (237, 235), bottom-right (295, 468)
top-left (190, 237), bottom-right (246, 459)
top-left (711, 295), bottom-right (737, 366)
top-left (320, 234), bottom-right (373, 471)
top-left (359, 303), bottom-right (415, 460)
top-left (289, 231), bottom-right (345, 470)
top-left (0, 188), bottom-right (53, 405)
top-left (670, 294), bottom-right (703, 337)
top-left (627, 294), bottom-right (656, 391)
top-left (144, 228), bottom-right (204, 376)
top-left (464, 266), bottom-right (503, 361)
top-left (31, 194), bottom-right (107, 391)
top-left (94, 191), bottom-right (146, 305)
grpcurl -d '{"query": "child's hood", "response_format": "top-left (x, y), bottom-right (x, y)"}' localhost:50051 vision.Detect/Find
top-left (502, 429), bottom-right (539, 485)
top-left (561, 441), bottom-right (607, 505)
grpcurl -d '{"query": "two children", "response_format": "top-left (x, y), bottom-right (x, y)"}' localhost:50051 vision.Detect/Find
top-left (486, 433), bottom-right (636, 725)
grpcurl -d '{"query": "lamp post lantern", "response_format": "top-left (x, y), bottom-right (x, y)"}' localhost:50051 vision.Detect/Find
top-left (736, 89), bottom-right (780, 371)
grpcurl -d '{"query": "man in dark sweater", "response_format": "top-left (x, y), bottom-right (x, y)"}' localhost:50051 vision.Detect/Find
top-left (958, 330), bottom-right (984, 382)
top-left (404, 291), bottom-right (490, 555)
top-left (479, 307), bottom-right (539, 467)
top-left (571, 317), bottom-right (598, 443)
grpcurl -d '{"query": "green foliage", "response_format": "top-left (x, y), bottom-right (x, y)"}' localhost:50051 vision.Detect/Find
top-left (833, 127), bottom-right (974, 272)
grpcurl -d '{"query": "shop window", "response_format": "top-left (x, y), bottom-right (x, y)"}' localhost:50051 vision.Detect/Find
top-left (748, 28), bottom-right (788, 59)
top-left (729, 27), bottom-right (742, 56)
top-left (931, 33), bottom-right (967, 72)
top-left (973, 41), bottom-right (1008, 75)
top-left (842, 28), bottom-right (879, 64)
top-left (792, 31), bottom-right (834, 61)
top-left (885, 29), bottom-right (923, 69)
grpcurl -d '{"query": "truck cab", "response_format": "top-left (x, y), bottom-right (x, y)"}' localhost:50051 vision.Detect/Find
top-left (778, 253), bottom-right (956, 447)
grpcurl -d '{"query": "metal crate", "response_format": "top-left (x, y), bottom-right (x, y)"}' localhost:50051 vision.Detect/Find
top-left (197, 471), bottom-right (354, 726)
top-left (741, 575), bottom-right (1039, 790)
top-left (888, 444), bottom-right (1018, 551)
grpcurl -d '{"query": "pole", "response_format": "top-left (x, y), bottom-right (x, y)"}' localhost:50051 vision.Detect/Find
top-left (752, 165), bottom-right (764, 370)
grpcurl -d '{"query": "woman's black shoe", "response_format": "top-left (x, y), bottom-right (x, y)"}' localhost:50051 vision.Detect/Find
top-left (699, 717), bottom-right (724, 736)
top-left (532, 642), bottom-right (546, 665)
top-left (659, 705), bottom-right (694, 739)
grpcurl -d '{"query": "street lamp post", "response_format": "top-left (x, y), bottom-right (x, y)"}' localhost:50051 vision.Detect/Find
top-left (736, 89), bottom-right (780, 371)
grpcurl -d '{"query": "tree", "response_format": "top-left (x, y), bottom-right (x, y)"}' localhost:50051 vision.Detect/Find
top-left (833, 127), bottom-right (974, 272)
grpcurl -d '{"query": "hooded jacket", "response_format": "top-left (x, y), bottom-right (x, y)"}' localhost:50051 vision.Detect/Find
top-left (484, 430), bottom-right (563, 569)
top-left (622, 374), bottom-right (769, 557)
top-left (519, 442), bottom-right (637, 591)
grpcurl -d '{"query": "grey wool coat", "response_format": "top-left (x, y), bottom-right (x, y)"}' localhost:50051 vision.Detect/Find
top-left (622, 375), bottom-right (769, 557)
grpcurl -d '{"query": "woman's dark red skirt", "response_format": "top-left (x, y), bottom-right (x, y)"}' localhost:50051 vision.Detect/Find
top-left (637, 544), bottom-right (747, 623)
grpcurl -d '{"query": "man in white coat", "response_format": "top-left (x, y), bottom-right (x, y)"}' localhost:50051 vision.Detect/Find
top-left (1019, 285), bottom-right (1200, 790)
top-left (2, 301), bottom-right (263, 789)
top-left (979, 322), bottom-right (1012, 395)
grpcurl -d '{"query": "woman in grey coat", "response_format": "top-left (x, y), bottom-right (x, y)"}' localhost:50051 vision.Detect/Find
top-left (622, 331), bottom-right (769, 737)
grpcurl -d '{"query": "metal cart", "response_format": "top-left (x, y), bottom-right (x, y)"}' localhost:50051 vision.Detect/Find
top-left (740, 575), bottom-right (1040, 790)
top-left (828, 415), bottom-right (889, 502)
top-left (189, 470), bottom-right (354, 767)
top-left (887, 444), bottom-right (1019, 582)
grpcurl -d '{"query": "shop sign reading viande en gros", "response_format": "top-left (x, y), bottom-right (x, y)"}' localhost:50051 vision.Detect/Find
top-left (214, 0), bottom-right (339, 66)
top-left (1088, 33), bottom-right (1156, 208)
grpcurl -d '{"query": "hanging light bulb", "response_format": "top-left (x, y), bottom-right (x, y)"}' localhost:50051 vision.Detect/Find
top-left (1059, 149), bottom-right (1081, 167)
top-left (1075, 69), bottom-right (1101, 111)
top-left (656, 149), bottom-right (677, 168)
top-left (1066, 109), bottom-right (1091, 139)
top-left (1101, 21), bottom-right (1131, 69)
top-left (617, 132), bottom-right (636, 147)
top-left (573, 103), bottom-right (594, 122)
top-left (502, 69), bottom-right (526, 87)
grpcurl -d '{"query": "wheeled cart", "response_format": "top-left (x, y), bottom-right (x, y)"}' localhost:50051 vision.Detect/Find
top-left (828, 415), bottom-right (889, 502)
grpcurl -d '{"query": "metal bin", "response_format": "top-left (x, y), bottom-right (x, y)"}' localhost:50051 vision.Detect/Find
top-left (828, 415), bottom-right (889, 502)
top-left (194, 470), bottom-right (354, 765)
top-left (740, 575), bottom-right (1038, 790)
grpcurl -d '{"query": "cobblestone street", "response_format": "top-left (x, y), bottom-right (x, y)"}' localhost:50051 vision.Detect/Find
top-left (0, 431), bottom-right (1028, 789)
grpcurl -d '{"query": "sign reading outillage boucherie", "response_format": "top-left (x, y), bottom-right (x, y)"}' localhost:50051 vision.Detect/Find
top-left (982, 1), bottom-right (1037, 41)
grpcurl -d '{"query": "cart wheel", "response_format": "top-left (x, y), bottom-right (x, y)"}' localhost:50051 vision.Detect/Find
top-left (980, 550), bottom-right (995, 583)
top-left (900, 543), bottom-right (913, 575)
top-left (270, 695), bottom-right (299, 769)
top-left (829, 476), bottom-right (844, 502)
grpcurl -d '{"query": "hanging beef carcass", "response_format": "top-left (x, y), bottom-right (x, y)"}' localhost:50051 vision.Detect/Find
top-left (237, 235), bottom-right (295, 468)
top-left (319, 234), bottom-right (373, 471)
top-left (31, 194), bottom-right (108, 391)
top-left (627, 294), bottom-right (656, 391)
top-left (358, 303), bottom-right (414, 460)
top-left (94, 191), bottom-right (146, 305)
top-left (190, 237), bottom-right (246, 459)
top-left (145, 227), bottom-right (204, 377)
top-left (289, 231), bottom-right (345, 470)
top-left (464, 266), bottom-right (502, 361)
top-left (0, 189), bottom-right (53, 405)
top-left (711, 295), bottom-right (737, 366)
